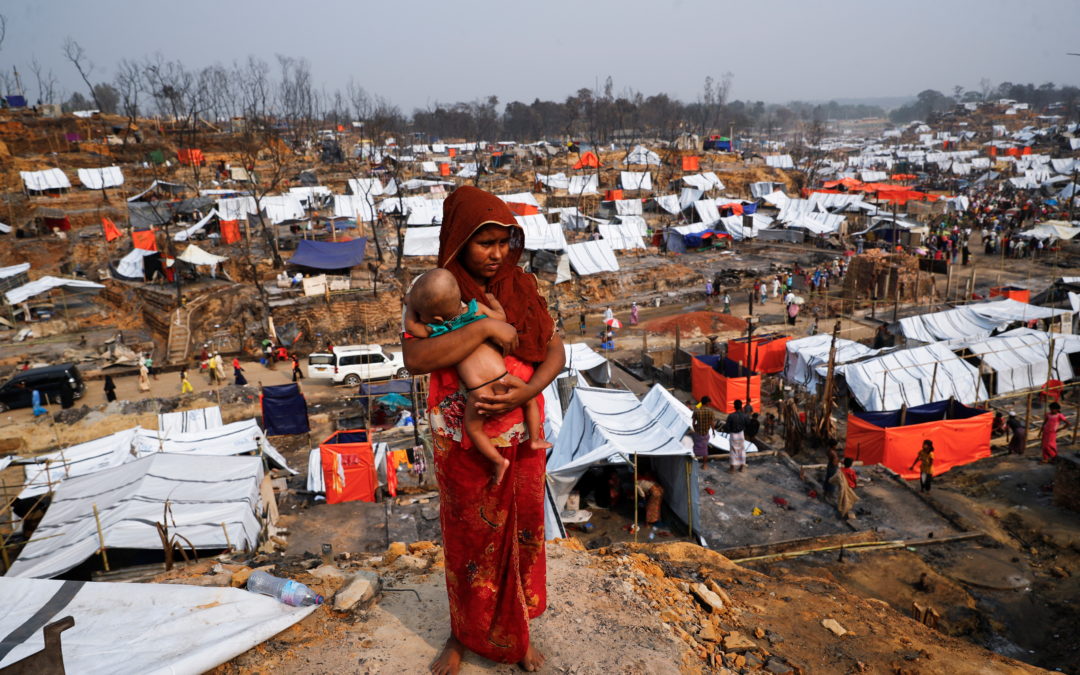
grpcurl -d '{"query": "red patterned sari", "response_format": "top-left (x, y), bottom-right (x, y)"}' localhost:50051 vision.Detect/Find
top-left (428, 363), bottom-right (546, 663)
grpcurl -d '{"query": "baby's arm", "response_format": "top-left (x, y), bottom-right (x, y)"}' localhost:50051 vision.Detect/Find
top-left (403, 300), bottom-right (432, 338)
top-left (477, 293), bottom-right (507, 322)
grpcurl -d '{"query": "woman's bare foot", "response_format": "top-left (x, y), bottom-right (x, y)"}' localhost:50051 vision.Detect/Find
top-left (519, 642), bottom-right (546, 672)
top-left (430, 636), bottom-right (465, 675)
top-left (492, 457), bottom-right (511, 485)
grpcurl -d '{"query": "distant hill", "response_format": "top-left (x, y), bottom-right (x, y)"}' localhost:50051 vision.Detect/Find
top-left (809, 96), bottom-right (915, 111)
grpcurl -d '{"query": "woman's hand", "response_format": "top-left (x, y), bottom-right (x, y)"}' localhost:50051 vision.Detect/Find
top-left (475, 374), bottom-right (532, 416)
top-left (486, 318), bottom-right (519, 354)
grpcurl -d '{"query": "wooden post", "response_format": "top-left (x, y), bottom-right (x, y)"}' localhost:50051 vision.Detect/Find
top-left (899, 403), bottom-right (908, 427)
top-left (946, 262), bottom-right (953, 303)
top-left (92, 503), bottom-right (110, 572)
top-left (892, 268), bottom-right (901, 322)
top-left (1025, 392), bottom-right (1034, 447)
top-left (881, 369), bottom-right (889, 410)
top-left (1072, 400), bottom-right (1080, 446)
top-left (929, 362), bottom-right (939, 403)
top-left (633, 453), bottom-right (639, 544)
top-left (685, 459), bottom-right (693, 541)
top-left (968, 268), bottom-right (976, 304)
top-left (221, 522), bottom-right (232, 550)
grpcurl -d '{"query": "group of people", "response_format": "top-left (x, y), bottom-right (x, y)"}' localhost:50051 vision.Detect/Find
top-left (689, 397), bottom-right (760, 473)
top-left (992, 402), bottom-right (1072, 463)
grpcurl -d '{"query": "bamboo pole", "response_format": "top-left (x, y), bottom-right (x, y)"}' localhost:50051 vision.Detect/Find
top-left (92, 503), bottom-right (110, 572)
top-left (1025, 392), bottom-right (1034, 447)
top-left (633, 453), bottom-right (639, 544)
top-left (221, 522), bottom-right (232, 550)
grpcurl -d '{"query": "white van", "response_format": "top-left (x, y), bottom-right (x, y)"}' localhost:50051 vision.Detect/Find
top-left (307, 344), bottom-right (408, 386)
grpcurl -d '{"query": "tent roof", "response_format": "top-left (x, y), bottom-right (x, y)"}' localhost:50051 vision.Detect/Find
top-left (836, 342), bottom-right (986, 412)
top-left (7, 453), bottom-right (264, 579)
top-left (77, 166), bottom-right (124, 190)
top-left (565, 240), bottom-right (618, 276)
top-left (4, 276), bottom-right (104, 305)
top-left (288, 238), bottom-right (367, 269)
top-left (178, 243), bottom-right (228, 266)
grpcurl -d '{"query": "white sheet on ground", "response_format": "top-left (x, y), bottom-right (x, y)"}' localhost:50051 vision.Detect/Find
top-left (0, 578), bottom-right (315, 675)
top-left (6, 453), bottom-right (263, 579)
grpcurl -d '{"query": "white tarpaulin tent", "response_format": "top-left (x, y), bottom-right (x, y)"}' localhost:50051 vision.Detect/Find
top-left (174, 209), bottom-right (220, 242)
top-left (620, 171), bottom-right (653, 191)
top-left (682, 173), bottom-right (724, 191)
top-left (563, 343), bottom-right (610, 384)
top-left (836, 342), bottom-right (987, 412)
top-left (347, 178), bottom-right (385, 197)
top-left (499, 192), bottom-right (540, 208)
top-left (7, 453), bottom-right (264, 579)
top-left (4, 277), bottom-right (104, 306)
top-left (565, 240), bottom-right (618, 276)
top-left (765, 154), bottom-right (794, 169)
top-left (516, 214), bottom-right (567, 250)
top-left (333, 194), bottom-right (376, 221)
top-left (568, 175), bottom-right (599, 195)
top-left (21, 168), bottom-right (70, 191)
top-left (0, 578), bottom-right (315, 675)
top-left (536, 172), bottom-right (570, 190)
top-left (624, 145), bottom-right (661, 165)
top-left (545, 386), bottom-right (701, 540)
top-left (76, 166), bottom-right (124, 190)
top-left (217, 196), bottom-right (257, 221)
top-left (403, 226), bottom-right (441, 256)
top-left (954, 328), bottom-right (1080, 396)
top-left (597, 222), bottom-right (646, 249)
top-left (0, 263), bottom-right (30, 279)
top-left (17, 418), bottom-right (292, 501)
top-left (721, 213), bottom-right (773, 240)
top-left (158, 406), bottom-right (224, 436)
top-left (654, 194), bottom-right (681, 215)
top-left (899, 299), bottom-right (1070, 343)
top-left (115, 248), bottom-right (157, 279)
top-left (258, 195), bottom-right (305, 224)
top-left (177, 244), bottom-right (228, 267)
top-left (614, 199), bottom-right (643, 216)
top-left (783, 335), bottom-right (882, 394)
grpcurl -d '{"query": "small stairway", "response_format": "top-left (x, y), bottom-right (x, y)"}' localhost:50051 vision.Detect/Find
top-left (166, 307), bottom-right (191, 365)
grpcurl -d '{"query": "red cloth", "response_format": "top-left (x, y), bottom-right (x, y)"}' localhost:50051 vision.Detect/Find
top-left (438, 186), bottom-right (554, 363)
top-left (132, 229), bottom-right (157, 251)
top-left (841, 467), bottom-right (857, 488)
top-left (102, 217), bottom-right (122, 242)
top-left (505, 202), bottom-right (539, 216)
top-left (220, 219), bottom-right (241, 244)
top-left (681, 156), bottom-right (700, 171)
top-left (177, 148), bottom-right (204, 165)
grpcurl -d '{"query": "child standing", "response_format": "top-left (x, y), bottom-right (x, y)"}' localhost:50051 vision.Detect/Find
top-left (909, 440), bottom-right (934, 493)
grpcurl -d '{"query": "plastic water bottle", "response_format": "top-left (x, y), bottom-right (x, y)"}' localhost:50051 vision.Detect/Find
top-left (246, 570), bottom-right (324, 607)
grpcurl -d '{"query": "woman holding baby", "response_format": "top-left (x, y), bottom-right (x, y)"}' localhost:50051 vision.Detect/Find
top-left (403, 186), bottom-right (564, 674)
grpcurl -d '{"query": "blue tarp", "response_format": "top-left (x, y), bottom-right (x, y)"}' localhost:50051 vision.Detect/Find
top-left (288, 238), bottom-right (367, 270)
top-left (852, 400), bottom-right (986, 429)
top-left (261, 383), bottom-right (310, 436)
top-left (6, 96), bottom-right (27, 108)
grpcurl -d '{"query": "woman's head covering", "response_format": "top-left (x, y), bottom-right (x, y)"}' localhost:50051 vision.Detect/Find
top-left (438, 186), bottom-right (553, 363)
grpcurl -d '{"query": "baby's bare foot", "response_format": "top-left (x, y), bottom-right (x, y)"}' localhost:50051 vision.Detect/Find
top-left (492, 457), bottom-right (510, 486)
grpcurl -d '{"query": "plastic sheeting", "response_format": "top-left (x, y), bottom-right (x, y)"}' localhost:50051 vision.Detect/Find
top-left (403, 226), bottom-right (441, 256)
top-left (597, 222), bottom-right (645, 250)
top-left (158, 406), bottom-right (223, 436)
top-left (76, 166), bottom-right (124, 189)
top-left (177, 244), bottom-right (228, 266)
top-left (682, 172), bottom-right (724, 191)
top-left (21, 168), bottom-right (70, 191)
top-left (691, 356), bottom-right (761, 414)
top-left (7, 453), bottom-right (264, 579)
top-left (619, 171), bottom-right (652, 191)
top-left (288, 238), bottom-right (366, 270)
top-left (568, 174), bottom-right (599, 195)
top-left (347, 178), bottom-right (385, 197)
top-left (536, 172), bottom-right (570, 189)
top-left (516, 214), bottom-right (567, 250)
top-left (261, 383), bottom-right (310, 436)
top-left (837, 342), bottom-right (987, 412)
top-left (0, 578), bottom-right (315, 674)
top-left (847, 401), bottom-right (992, 479)
top-left (173, 209), bottom-right (219, 242)
top-left (899, 299), bottom-right (1070, 343)
top-left (565, 240), bottom-right (618, 276)
top-left (114, 248), bottom-right (157, 280)
top-left (783, 335), bottom-right (881, 394)
top-left (131, 419), bottom-right (294, 473)
top-left (332, 194), bottom-right (376, 222)
top-left (4, 276), bottom-right (104, 305)
top-left (956, 329), bottom-right (1080, 396)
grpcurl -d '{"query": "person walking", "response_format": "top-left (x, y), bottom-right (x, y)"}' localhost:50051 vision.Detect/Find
top-left (724, 399), bottom-right (749, 473)
top-left (578, 312), bottom-right (587, 336)
top-left (909, 440), bottom-right (935, 493)
top-left (704, 279), bottom-right (714, 305)
top-left (1040, 402), bottom-right (1070, 463)
top-left (180, 369), bottom-right (194, 395)
top-left (234, 362), bottom-right (247, 386)
top-left (629, 301), bottom-right (639, 326)
top-left (137, 359), bottom-right (151, 392)
top-left (691, 397), bottom-right (715, 469)
top-left (144, 354), bottom-right (158, 381)
top-left (103, 374), bottom-right (117, 403)
top-left (721, 291), bottom-right (731, 314)
top-left (291, 354), bottom-right (303, 382)
top-left (1006, 411), bottom-right (1027, 454)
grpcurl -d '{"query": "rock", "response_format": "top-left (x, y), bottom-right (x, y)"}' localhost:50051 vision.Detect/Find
top-left (722, 631), bottom-right (757, 652)
top-left (733, 653), bottom-right (747, 668)
top-left (697, 623), bottom-right (720, 642)
top-left (745, 652), bottom-right (764, 669)
top-left (408, 540), bottom-right (437, 554)
top-left (230, 567), bottom-right (253, 588)
top-left (391, 554), bottom-right (430, 572)
top-left (822, 618), bottom-right (848, 636)
top-left (765, 658), bottom-right (794, 674)
top-left (706, 579), bottom-right (733, 606)
top-left (165, 571), bottom-right (232, 587)
top-left (311, 564), bottom-right (347, 582)
top-left (385, 541), bottom-right (407, 564)
top-left (334, 570), bottom-right (382, 611)
top-left (691, 583), bottom-right (725, 613)
top-left (754, 627), bottom-right (766, 639)
top-left (677, 582), bottom-right (690, 593)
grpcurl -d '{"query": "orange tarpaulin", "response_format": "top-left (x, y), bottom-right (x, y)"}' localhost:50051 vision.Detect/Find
top-left (727, 335), bottom-right (791, 374)
top-left (505, 202), bottom-right (539, 216)
top-left (573, 151), bottom-right (599, 169)
top-left (890, 174), bottom-right (917, 181)
top-left (718, 202), bottom-right (744, 215)
top-left (448, 147), bottom-right (457, 158)
top-left (681, 156), bottom-right (700, 171)
top-left (131, 229), bottom-right (157, 251)
top-left (604, 189), bottom-right (623, 201)
top-left (846, 404), bottom-right (991, 480)
top-left (438, 163), bottom-right (451, 176)
top-left (177, 148), bottom-right (205, 166)
top-left (320, 429), bottom-right (377, 504)
top-left (989, 286), bottom-right (1030, 302)
top-left (691, 356), bottom-right (761, 414)
top-left (101, 217), bottom-right (122, 242)
top-left (823, 177), bottom-right (863, 190)
top-left (220, 219), bottom-right (241, 244)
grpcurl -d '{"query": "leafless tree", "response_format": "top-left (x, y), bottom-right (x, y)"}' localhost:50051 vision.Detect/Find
top-left (29, 57), bottom-right (58, 104)
top-left (114, 58), bottom-right (142, 145)
top-left (0, 14), bottom-right (7, 52)
top-left (62, 38), bottom-right (105, 112)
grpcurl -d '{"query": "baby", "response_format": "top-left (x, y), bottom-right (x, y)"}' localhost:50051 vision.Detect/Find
top-left (405, 269), bottom-right (550, 485)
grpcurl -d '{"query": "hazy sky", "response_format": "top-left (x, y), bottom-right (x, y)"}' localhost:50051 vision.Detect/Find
top-left (3, 0), bottom-right (1079, 112)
